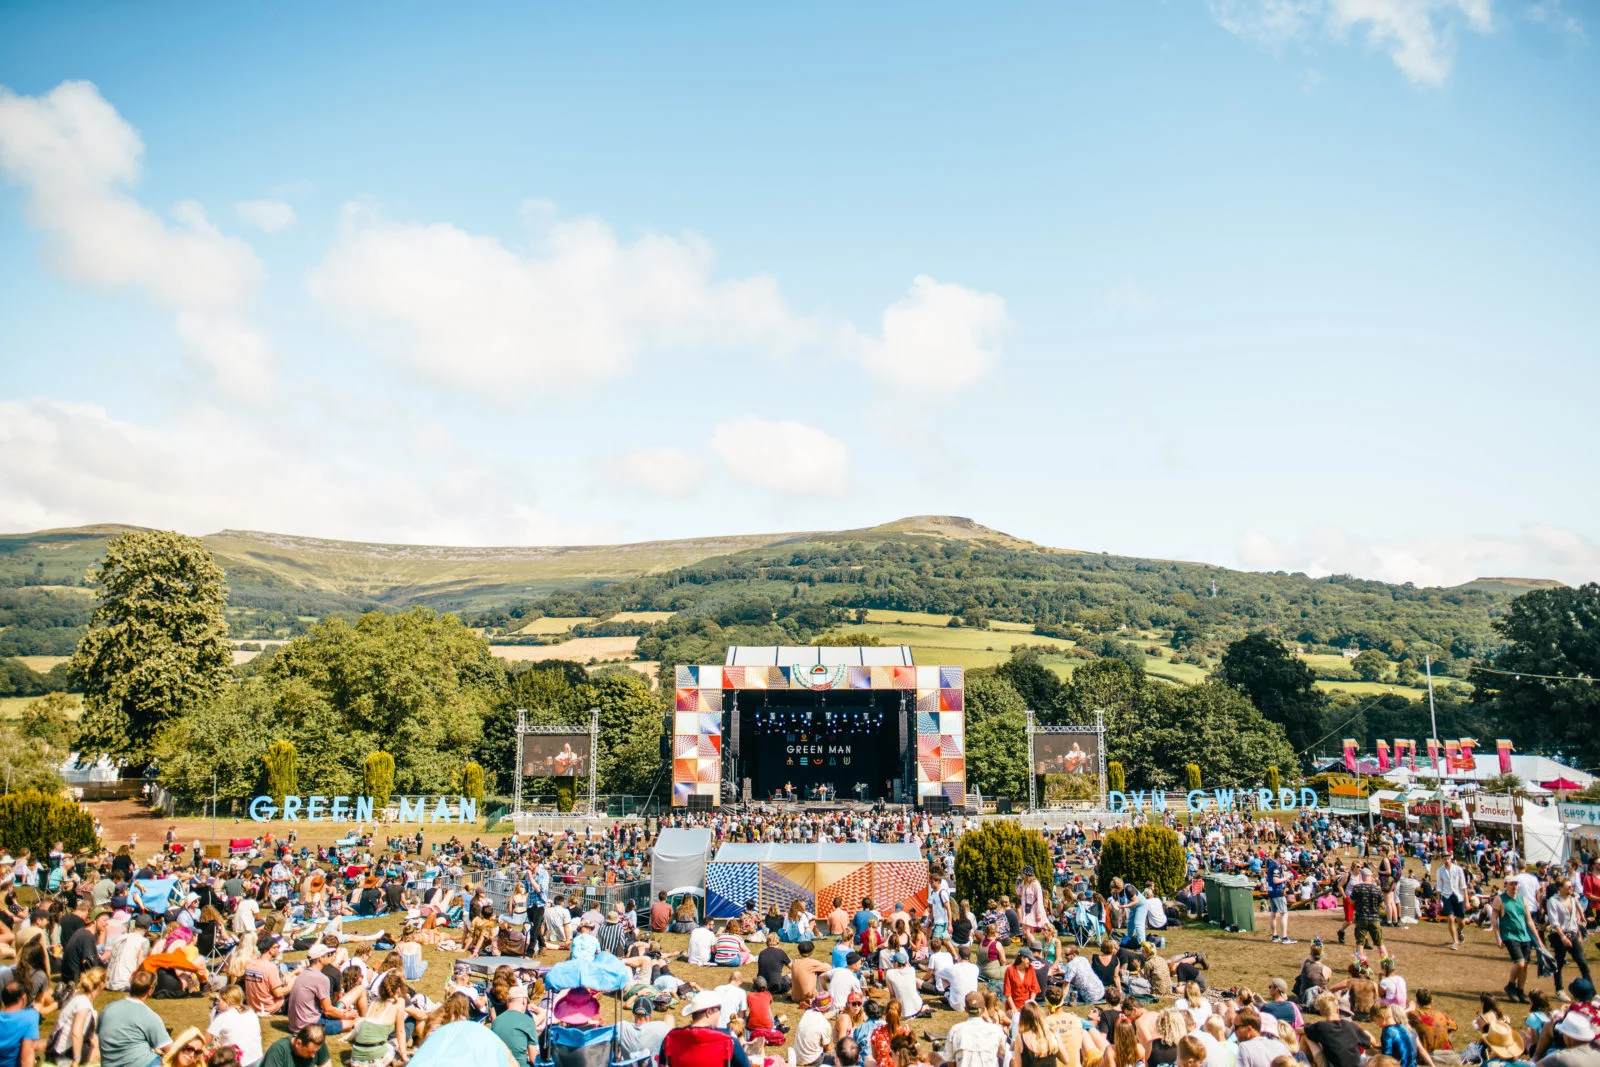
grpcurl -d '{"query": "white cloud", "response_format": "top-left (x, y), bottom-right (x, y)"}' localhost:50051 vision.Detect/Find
top-left (1105, 279), bottom-right (1158, 313)
top-left (0, 81), bottom-right (271, 392)
top-left (1237, 522), bottom-right (1600, 587)
top-left (1527, 0), bottom-right (1585, 40)
top-left (709, 416), bottom-right (848, 495)
top-left (856, 275), bottom-right (1011, 394)
top-left (0, 398), bottom-right (613, 546)
top-left (610, 446), bottom-right (705, 499)
top-left (234, 198), bottom-right (296, 233)
top-left (307, 204), bottom-right (1009, 398)
top-left (307, 206), bottom-right (807, 392)
top-left (1209, 0), bottom-right (1496, 85)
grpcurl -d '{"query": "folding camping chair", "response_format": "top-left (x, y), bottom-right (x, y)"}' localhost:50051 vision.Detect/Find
top-left (537, 1025), bottom-right (618, 1067)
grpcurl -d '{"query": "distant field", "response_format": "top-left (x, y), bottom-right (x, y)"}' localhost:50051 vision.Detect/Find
top-left (608, 611), bottom-right (676, 623)
top-left (15, 655), bottom-right (68, 672)
top-left (490, 637), bottom-right (640, 663)
top-left (1318, 680), bottom-right (1428, 700)
top-left (0, 693), bottom-right (83, 718)
top-left (858, 609), bottom-right (1032, 632)
top-left (513, 616), bottom-right (593, 635)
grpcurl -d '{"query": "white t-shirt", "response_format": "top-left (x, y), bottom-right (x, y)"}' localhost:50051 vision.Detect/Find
top-left (886, 965), bottom-right (924, 1018)
top-left (1514, 872), bottom-right (1541, 915)
top-left (931, 884), bottom-right (952, 925)
top-left (208, 1006), bottom-right (265, 1066)
top-left (51, 993), bottom-right (97, 1058)
top-left (686, 927), bottom-right (715, 966)
top-left (945, 961), bottom-right (981, 1011)
top-left (233, 897), bottom-right (260, 935)
top-left (795, 1009), bottom-right (833, 1066)
top-left (946, 1016), bottom-right (1007, 1067)
top-left (829, 966), bottom-right (862, 1007)
top-left (929, 951), bottom-right (954, 990)
top-left (714, 984), bottom-right (748, 1028)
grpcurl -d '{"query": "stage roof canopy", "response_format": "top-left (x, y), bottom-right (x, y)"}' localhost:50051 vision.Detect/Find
top-left (725, 645), bottom-right (915, 667)
top-left (711, 842), bottom-right (924, 863)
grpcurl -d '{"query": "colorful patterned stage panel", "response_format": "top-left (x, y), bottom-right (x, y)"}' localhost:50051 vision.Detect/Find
top-left (703, 843), bottom-right (929, 919)
top-left (672, 663), bottom-right (963, 806)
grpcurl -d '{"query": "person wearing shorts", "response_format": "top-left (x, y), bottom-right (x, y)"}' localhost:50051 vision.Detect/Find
top-left (1266, 851), bottom-right (1294, 945)
top-left (1435, 855), bottom-right (1468, 951)
top-left (1492, 876), bottom-right (1544, 1003)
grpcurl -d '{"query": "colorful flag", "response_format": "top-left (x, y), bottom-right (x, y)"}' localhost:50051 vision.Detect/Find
top-left (1497, 738), bottom-right (1513, 774)
top-left (1343, 739), bottom-right (1358, 773)
top-left (1444, 740), bottom-right (1460, 773)
top-left (1376, 740), bottom-right (1391, 771)
top-left (1397, 739), bottom-right (1414, 768)
top-left (1459, 739), bottom-right (1477, 771)
top-left (1426, 738), bottom-right (1440, 769)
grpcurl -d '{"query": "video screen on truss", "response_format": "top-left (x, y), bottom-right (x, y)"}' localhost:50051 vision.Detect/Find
top-left (520, 733), bottom-right (590, 778)
top-left (1034, 731), bottom-right (1099, 779)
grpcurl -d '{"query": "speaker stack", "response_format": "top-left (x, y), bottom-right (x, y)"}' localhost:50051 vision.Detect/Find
top-left (686, 794), bottom-right (715, 813)
top-left (923, 795), bottom-right (951, 815)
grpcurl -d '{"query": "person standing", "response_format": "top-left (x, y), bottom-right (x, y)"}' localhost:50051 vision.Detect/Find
top-left (1350, 869), bottom-right (1386, 952)
top-left (1265, 850), bottom-right (1294, 946)
top-left (1492, 873), bottom-right (1546, 1004)
top-left (1436, 854), bottom-right (1469, 951)
top-left (1545, 880), bottom-right (1591, 998)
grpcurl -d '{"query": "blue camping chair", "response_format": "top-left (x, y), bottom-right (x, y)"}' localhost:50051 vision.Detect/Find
top-left (538, 1025), bottom-right (618, 1067)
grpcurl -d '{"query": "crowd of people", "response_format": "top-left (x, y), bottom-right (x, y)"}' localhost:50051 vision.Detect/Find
top-left (0, 807), bottom-right (1595, 1067)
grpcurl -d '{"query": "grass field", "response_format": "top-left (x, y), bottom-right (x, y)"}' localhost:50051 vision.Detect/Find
top-left (14, 654), bottom-right (70, 672)
top-left (609, 611), bottom-right (676, 624)
top-left (490, 637), bottom-right (641, 663)
top-left (0, 693), bottom-right (82, 718)
top-left (513, 616), bottom-right (595, 635)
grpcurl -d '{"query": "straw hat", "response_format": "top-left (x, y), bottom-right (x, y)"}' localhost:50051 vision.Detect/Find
top-left (162, 1026), bottom-right (207, 1065)
top-left (1483, 1019), bottom-right (1523, 1061)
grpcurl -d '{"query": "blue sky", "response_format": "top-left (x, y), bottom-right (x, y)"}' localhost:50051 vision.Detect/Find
top-left (1, 1), bottom-right (1596, 585)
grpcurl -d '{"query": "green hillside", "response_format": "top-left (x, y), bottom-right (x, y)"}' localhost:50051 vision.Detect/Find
top-left (0, 517), bottom-right (1547, 672)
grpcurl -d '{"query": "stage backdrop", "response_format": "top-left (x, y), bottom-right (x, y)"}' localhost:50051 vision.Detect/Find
top-left (704, 842), bottom-right (929, 919)
top-left (673, 664), bottom-right (964, 806)
top-left (520, 732), bottom-right (591, 778)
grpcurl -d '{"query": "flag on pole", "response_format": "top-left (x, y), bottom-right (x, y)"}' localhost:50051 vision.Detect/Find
top-left (1444, 739), bottom-right (1460, 773)
top-left (1376, 740), bottom-right (1391, 771)
top-left (1343, 739), bottom-right (1358, 773)
top-left (1397, 739), bottom-right (1415, 768)
top-left (1459, 739), bottom-right (1477, 771)
top-left (1497, 738), bottom-right (1513, 774)
top-left (1426, 738), bottom-right (1440, 769)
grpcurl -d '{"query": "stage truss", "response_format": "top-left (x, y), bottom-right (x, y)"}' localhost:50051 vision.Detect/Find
top-left (1025, 709), bottom-right (1106, 812)
top-left (513, 707), bottom-right (600, 816)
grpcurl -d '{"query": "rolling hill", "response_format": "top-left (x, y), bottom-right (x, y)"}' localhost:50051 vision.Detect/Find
top-left (0, 518), bottom-right (1554, 674)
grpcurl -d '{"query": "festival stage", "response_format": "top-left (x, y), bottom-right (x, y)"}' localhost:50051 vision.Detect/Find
top-left (671, 645), bottom-right (968, 809)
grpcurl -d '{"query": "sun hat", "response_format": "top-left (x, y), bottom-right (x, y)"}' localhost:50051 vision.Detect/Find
top-left (162, 1026), bottom-right (207, 1066)
top-left (307, 942), bottom-right (331, 961)
top-left (1557, 1013), bottom-right (1598, 1044)
top-left (554, 988), bottom-right (602, 1026)
top-left (507, 984), bottom-right (530, 1001)
top-left (1483, 1020), bottom-right (1524, 1061)
top-left (682, 989), bottom-right (723, 1018)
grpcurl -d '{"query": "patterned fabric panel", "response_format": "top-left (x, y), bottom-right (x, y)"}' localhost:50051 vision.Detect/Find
top-left (698, 712), bottom-right (723, 735)
top-left (817, 865), bottom-right (874, 917)
top-left (940, 666), bottom-right (963, 689)
top-left (916, 689), bottom-right (939, 712)
top-left (673, 758), bottom-right (697, 782)
top-left (917, 734), bottom-right (941, 756)
top-left (940, 757), bottom-right (965, 780)
top-left (676, 666), bottom-right (697, 688)
top-left (675, 689), bottom-right (697, 711)
top-left (938, 712), bottom-right (963, 738)
top-left (674, 735), bottom-right (701, 757)
top-left (848, 666), bottom-right (872, 689)
top-left (916, 666), bottom-right (941, 690)
top-left (698, 691), bottom-right (723, 714)
top-left (870, 862), bottom-right (930, 913)
top-left (939, 688), bottom-right (964, 712)
top-left (722, 667), bottom-right (745, 689)
top-left (696, 735), bottom-right (721, 759)
top-left (674, 713), bottom-right (700, 735)
top-left (892, 667), bottom-right (916, 690)
top-left (696, 666), bottom-right (723, 689)
top-left (918, 755), bottom-right (943, 781)
top-left (672, 782), bottom-right (694, 801)
top-left (696, 758), bottom-right (721, 784)
top-left (706, 863), bottom-right (759, 919)
top-left (759, 864), bottom-right (816, 914)
top-left (939, 734), bottom-right (963, 756)
top-left (941, 782), bottom-right (965, 802)
top-left (917, 712), bottom-right (937, 735)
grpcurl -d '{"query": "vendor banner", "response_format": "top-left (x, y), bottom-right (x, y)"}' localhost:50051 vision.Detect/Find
top-left (1410, 797), bottom-right (1467, 822)
top-left (1475, 794), bottom-right (1516, 824)
top-left (1558, 802), bottom-right (1600, 827)
top-left (1455, 739), bottom-right (1477, 772)
top-left (1497, 739), bottom-right (1513, 774)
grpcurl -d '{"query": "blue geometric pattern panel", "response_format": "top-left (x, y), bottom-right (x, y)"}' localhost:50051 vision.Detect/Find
top-left (705, 862), bottom-right (758, 919)
top-left (758, 864), bottom-right (813, 915)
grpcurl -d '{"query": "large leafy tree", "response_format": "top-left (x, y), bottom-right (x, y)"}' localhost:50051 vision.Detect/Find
top-left (995, 647), bottom-right (1062, 715)
top-left (70, 531), bottom-right (233, 764)
top-left (1214, 632), bottom-right (1327, 762)
top-left (1471, 584), bottom-right (1600, 770)
top-left (590, 668), bottom-right (666, 795)
top-left (964, 671), bottom-right (1028, 799)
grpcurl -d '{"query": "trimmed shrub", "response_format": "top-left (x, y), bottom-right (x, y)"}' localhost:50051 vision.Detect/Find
top-left (1096, 825), bottom-right (1187, 897)
top-left (1265, 765), bottom-right (1281, 795)
top-left (263, 739), bottom-right (296, 808)
top-left (462, 761), bottom-right (485, 806)
top-left (363, 751), bottom-right (395, 810)
top-left (0, 790), bottom-right (98, 859)
top-left (554, 776), bottom-right (576, 813)
top-left (1184, 763), bottom-right (1202, 791)
top-left (1107, 761), bottom-right (1126, 794)
top-left (954, 820), bottom-right (1052, 908)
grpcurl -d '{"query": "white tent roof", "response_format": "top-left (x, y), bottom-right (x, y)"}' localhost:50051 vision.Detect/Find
top-left (725, 645), bottom-right (915, 666)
